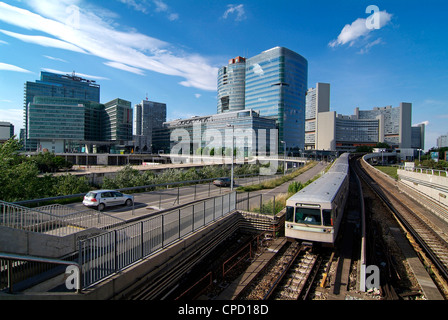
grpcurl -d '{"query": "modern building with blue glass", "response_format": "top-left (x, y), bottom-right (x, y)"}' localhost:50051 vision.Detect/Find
top-left (244, 47), bottom-right (308, 153)
top-left (217, 56), bottom-right (246, 114)
top-left (23, 71), bottom-right (101, 151)
top-left (24, 71), bottom-right (132, 153)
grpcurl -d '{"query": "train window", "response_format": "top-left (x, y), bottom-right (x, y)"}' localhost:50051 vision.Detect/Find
top-left (286, 206), bottom-right (294, 222)
top-left (295, 208), bottom-right (321, 225)
top-left (323, 210), bottom-right (332, 226)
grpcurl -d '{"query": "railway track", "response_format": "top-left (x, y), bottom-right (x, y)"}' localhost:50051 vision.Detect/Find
top-left (271, 248), bottom-right (322, 300)
top-left (355, 157), bottom-right (448, 297)
top-left (241, 242), bottom-right (323, 300)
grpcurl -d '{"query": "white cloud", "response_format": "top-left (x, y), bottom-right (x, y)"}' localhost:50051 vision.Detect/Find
top-left (41, 68), bottom-right (110, 81)
top-left (0, 62), bottom-right (33, 73)
top-left (151, 0), bottom-right (179, 21)
top-left (104, 61), bottom-right (145, 75)
top-left (329, 11), bottom-right (392, 48)
top-left (43, 55), bottom-right (68, 63)
top-left (117, 0), bottom-right (149, 14)
top-left (357, 38), bottom-right (383, 55)
top-left (0, 109), bottom-right (24, 133)
top-left (223, 4), bottom-right (246, 22)
top-left (414, 120), bottom-right (430, 126)
top-left (195, 94), bottom-right (201, 99)
top-left (0, 29), bottom-right (87, 53)
top-left (0, 1), bottom-right (216, 91)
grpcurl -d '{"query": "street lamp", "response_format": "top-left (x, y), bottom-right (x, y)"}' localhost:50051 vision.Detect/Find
top-left (281, 140), bottom-right (286, 175)
top-left (227, 124), bottom-right (235, 191)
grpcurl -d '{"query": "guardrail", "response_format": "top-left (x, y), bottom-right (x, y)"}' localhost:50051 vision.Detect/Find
top-left (0, 201), bottom-right (126, 236)
top-left (0, 252), bottom-right (80, 294)
top-left (398, 166), bottom-right (448, 177)
top-left (78, 192), bottom-right (237, 289)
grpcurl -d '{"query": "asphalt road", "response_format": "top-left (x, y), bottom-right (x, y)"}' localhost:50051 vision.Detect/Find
top-left (66, 162), bottom-right (328, 221)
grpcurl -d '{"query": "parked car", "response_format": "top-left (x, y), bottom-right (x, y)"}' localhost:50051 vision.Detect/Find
top-left (83, 190), bottom-right (134, 211)
top-left (213, 177), bottom-right (234, 187)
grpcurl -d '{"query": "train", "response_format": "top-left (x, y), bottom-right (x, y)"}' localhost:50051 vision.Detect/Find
top-left (285, 153), bottom-right (350, 245)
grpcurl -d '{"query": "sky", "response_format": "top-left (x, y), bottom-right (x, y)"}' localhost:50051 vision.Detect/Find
top-left (0, 0), bottom-right (447, 150)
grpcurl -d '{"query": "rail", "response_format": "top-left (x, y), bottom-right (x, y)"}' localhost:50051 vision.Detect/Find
top-left (0, 252), bottom-right (80, 294)
top-left (0, 201), bottom-right (126, 236)
top-left (399, 166), bottom-right (448, 177)
top-left (361, 156), bottom-right (448, 290)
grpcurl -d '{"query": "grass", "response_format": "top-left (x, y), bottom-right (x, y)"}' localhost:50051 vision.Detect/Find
top-left (376, 166), bottom-right (398, 180)
top-left (236, 161), bottom-right (317, 193)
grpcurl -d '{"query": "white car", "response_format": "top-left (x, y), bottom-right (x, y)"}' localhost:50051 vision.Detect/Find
top-left (83, 190), bottom-right (134, 211)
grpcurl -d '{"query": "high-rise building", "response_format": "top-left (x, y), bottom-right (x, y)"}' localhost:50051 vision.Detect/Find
top-left (244, 47), bottom-right (308, 152)
top-left (217, 56), bottom-right (246, 114)
top-left (357, 103), bottom-right (412, 148)
top-left (411, 123), bottom-right (425, 150)
top-left (437, 134), bottom-right (448, 148)
top-left (26, 96), bottom-right (132, 153)
top-left (0, 121), bottom-right (14, 143)
top-left (316, 103), bottom-right (416, 152)
top-left (24, 71), bottom-right (100, 150)
top-left (305, 83), bottom-right (330, 150)
top-left (104, 98), bottom-right (133, 143)
top-left (24, 71), bottom-right (133, 153)
top-left (156, 109), bottom-right (276, 156)
top-left (134, 100), bottom-right (167, 153)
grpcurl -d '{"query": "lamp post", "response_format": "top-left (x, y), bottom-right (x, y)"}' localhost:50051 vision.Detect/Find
top-left (281, 140), bottom-right (286, 175)
top-left (227, 124), bottom-right (235, 191)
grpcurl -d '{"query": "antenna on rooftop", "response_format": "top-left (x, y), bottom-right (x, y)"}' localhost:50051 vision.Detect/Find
top-left (146, 93), bottom-right (149, 101)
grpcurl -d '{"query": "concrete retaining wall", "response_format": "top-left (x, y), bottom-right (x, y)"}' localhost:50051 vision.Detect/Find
top-left (398, 169), bottom-right (448, 208)
top-left (0, 226), bottom-right (103, 258)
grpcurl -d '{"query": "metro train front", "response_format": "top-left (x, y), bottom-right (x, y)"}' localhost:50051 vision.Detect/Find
top-left (285, 153), bottom-right (350, 245)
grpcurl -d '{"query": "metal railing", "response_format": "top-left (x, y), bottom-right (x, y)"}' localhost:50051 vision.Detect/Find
top-left (399, 166), bottom-right (448, 177)
top-left (0, 252), bottom-right (80, 293)
top-left (78, 192), bottom-right (236, 289)
top-left (0, 201), bottom-right (126, 236)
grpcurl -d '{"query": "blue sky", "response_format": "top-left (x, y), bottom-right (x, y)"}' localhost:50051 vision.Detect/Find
top-left (0, 0), bottom-right (447, 150)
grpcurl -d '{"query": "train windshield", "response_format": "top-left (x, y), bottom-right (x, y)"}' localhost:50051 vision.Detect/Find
top-left (294, 207), bottom-right (321, 225)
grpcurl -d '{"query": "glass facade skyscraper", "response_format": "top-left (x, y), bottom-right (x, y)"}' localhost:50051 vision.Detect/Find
top-left (24, 71), bottom-right (132, 153)
top-left (134, 100), bottom-right (167, 153)
top-left (217, 56), bottom-right (246, 114)
top-left (245, 47), bottom-right (308, 151)
top-left (24, 71), bottom-right (100, 150)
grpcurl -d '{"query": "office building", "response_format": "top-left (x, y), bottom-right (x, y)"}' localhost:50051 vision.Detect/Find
top-left (154, 109), bottom-right (277, 156)
top-left (217, 47), bottom-right (308, 153)
top-left (357, 103), bottom-right (412, 148)
top-left (0, 121), bottom-right (14, 143)
top-left (26, 96), bottom-right (132, 153)
top-left (23, 71), bottom-right (100, 150)
top-left (316, 103), bottom-right (417, 153)
top-left (134, 99), bottom-right (167, 153)
top-left (437, 134), bottom-right (448, 148)
top-left (217, 56), bottom-right (246, 114)
top-left (245, 47), bottom-right (308, 152)
top-left (411, 123), bottom-right (425, 150)
top-left (103, 98), bottom-right (133, 143)
top-left (305, 83), bottom-right (330, 150)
